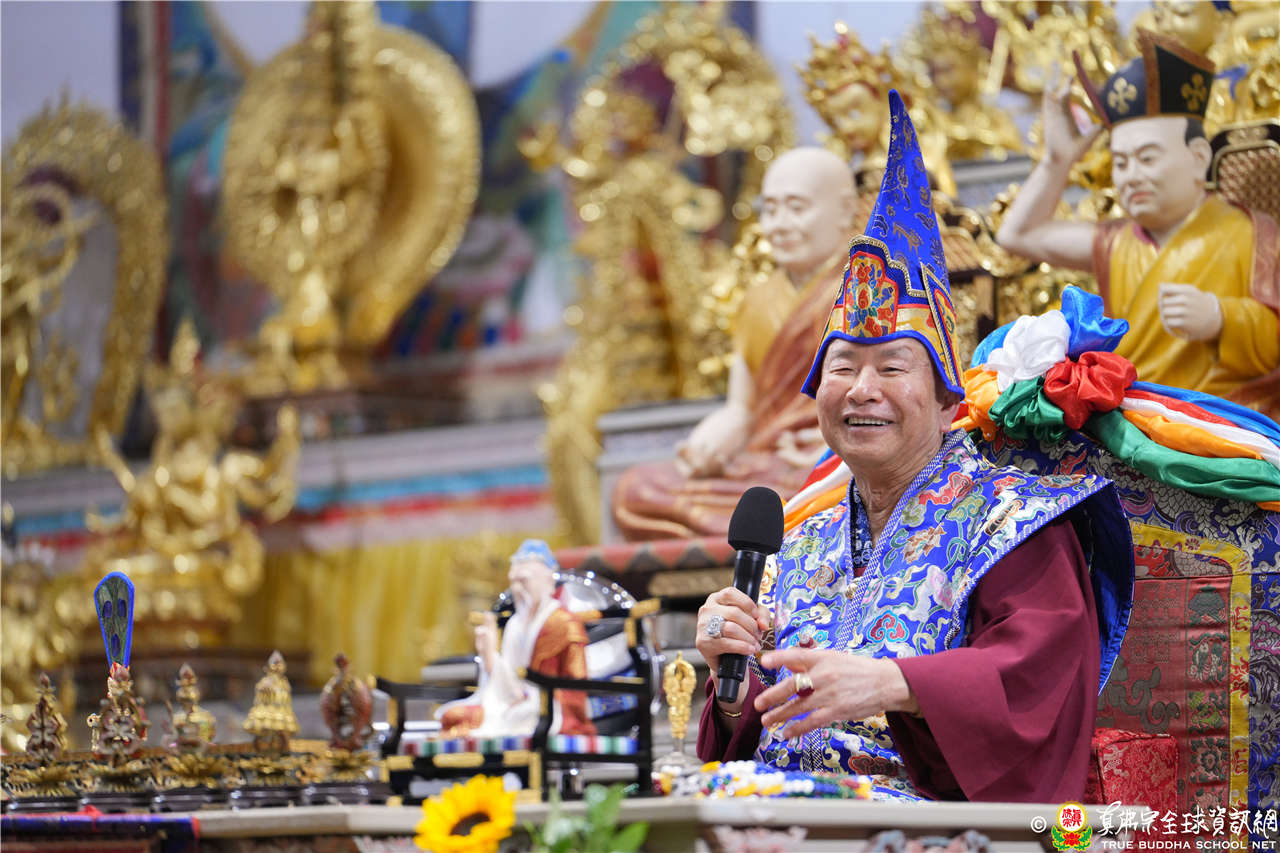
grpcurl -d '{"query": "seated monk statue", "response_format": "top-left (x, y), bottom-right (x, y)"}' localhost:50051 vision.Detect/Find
top-left (996, 30), bottom-right (1279, 418)
top-left (613, 147), bottom-right (857, 540)
top-left (436, 540), bottom-right (595, 738)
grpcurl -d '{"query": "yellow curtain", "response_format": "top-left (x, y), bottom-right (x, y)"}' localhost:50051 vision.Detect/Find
top-left (230, 530), bottom-right (558, 686)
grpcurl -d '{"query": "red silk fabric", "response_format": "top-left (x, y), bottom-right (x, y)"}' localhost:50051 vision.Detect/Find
top-left (1043, 352), bottom-right (1137, 429)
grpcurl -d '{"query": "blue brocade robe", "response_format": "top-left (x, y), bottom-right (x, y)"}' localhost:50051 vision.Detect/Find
top-left (748, 431), bottom-right (1134, 799)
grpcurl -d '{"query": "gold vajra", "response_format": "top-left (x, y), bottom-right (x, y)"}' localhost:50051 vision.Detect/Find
top-left (663, 651), bottom-right (697, 744)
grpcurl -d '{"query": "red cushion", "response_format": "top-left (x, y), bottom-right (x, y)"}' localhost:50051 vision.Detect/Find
top-left (1086, 727), bottom-right (1177, 815)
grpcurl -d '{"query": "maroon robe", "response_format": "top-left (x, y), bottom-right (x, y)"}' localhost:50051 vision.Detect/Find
top-left (696, 518), bottom-right (1099, 802)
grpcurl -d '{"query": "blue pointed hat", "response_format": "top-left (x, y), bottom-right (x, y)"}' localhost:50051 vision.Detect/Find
top-left (800, 90), bottom-right (962, 398)
top-left (511, 538), bottom-right (559, 571)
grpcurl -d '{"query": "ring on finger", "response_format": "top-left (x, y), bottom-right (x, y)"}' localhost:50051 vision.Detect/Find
top-left (705, 614), bottom-right (725, 639)
top-left (794, 671), bottom-right (814, 697)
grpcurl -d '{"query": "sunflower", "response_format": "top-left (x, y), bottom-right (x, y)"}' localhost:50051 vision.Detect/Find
top-left (415, 775), bottom-right (516, 853)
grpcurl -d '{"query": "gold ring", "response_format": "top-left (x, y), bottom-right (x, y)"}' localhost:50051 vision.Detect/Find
top-left (794, 672), bottom-right (814, 697)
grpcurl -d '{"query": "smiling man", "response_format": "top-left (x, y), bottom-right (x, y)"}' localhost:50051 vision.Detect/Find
top-left (996, 30), bottom-right (1279, 416)
top-left (694, 92), bottom-right (1135, 801)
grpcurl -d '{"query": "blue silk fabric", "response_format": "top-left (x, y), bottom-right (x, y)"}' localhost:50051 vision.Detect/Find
top-left (750, 431), bottom-right (1135, 799)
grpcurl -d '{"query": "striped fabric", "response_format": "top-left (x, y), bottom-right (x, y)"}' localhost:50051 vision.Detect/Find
top-left (548, 734), bottom-right (639, 755)
top-left (783, 452), bottom-right (847, 533)
top-left (397, 732), bottom-right (639, 756)
top-left (399, 733), bottom-right (531, 756)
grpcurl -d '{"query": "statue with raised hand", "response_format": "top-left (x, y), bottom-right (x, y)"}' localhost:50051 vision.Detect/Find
top-left (996, 31), bottom-right (1279, 417)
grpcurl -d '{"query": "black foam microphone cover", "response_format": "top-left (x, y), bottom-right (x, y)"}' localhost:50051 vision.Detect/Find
top-left (727, 486), bottom-right (786, 555)
top-left (716, 486), bottom-right (784, 705)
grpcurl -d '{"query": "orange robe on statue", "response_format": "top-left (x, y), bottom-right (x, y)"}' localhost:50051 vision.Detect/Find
top-left (439, 607), bottom-right (595, 737)
top-left (528, 608), bottom-right (595, 737)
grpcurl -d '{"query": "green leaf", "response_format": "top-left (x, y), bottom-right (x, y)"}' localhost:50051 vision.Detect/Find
top-left (585, 783), bottom-right (625, 832)
top-left (542, 814), bottom-right (580, 847)
top-left (1078, 827), bottom-right (1093, 847)
top-left (609, 821), bottom-right (650, 853)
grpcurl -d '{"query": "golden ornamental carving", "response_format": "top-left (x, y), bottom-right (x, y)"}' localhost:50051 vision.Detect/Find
top-left (1206, 2), bottom-right (1280, 129)
top-left (526, 3), bottom-right (793, 543)
top-left (799, 23), bottom-right (903, 163)
top-left (978, 1), bottom-right (1126, 99)
top-left (2, 648), bottom-right (379, 802)
top-left (222, 1), bottom-right (479, 392)
top-left (5, 674), bottom-right (77, 797)
top-left (899, 5), bottom-right (1024, 162)
top-left (662, 651), bottom-right (697, 745)
top-left (1, 100), bottom-right (167, 477)
top-left (83, 320), bottom-right (300, 649)
top-left (799, 22), bottom-right (956, 196)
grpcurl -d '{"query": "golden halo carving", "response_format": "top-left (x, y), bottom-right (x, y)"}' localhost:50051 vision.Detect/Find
top-left (221, 20), bottom-right (480, 351)
top-left (2, 101), bottom-right (168, 473)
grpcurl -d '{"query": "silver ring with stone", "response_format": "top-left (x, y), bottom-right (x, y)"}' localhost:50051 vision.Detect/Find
top-left (705, 614), bottom-right (725, 639)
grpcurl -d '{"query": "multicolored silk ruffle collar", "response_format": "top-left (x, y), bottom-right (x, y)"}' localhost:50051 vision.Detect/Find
top-left (785, 287), bottom-right (1280, 531)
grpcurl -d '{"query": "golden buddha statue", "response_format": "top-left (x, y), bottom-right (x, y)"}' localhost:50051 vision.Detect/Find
top-left (902, 6), bottom-right (1023, 162)
top-left (1170, 0), bottom-right (1280, 130)
top-left (799, 22), bottom-right (956, 197)
top-left (243, 650), bottom-right (299, 753)
top-left (84, 320), bottom-right (300, 649)
top-left (979, 1), bottom-right (1127, 99)
top-left (222, 0), bottom-right (479, 393)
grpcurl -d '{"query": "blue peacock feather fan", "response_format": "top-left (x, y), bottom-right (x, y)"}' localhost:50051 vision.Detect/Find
top-left (95, 571), bottom-right (135, 669)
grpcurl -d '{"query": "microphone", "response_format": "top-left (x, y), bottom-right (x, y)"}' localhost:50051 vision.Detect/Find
top-left (716, 485), bottom-right (785, 705)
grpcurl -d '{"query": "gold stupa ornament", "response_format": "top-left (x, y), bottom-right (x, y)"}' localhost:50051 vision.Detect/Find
top-left (84, 319), bottom-right (300, 650)
top-left (1, 99), bottom-right (167, 477)
top-left (244, 650), bottom-right (300, 753)
top-left (222, 0), bottom-right (480, 392)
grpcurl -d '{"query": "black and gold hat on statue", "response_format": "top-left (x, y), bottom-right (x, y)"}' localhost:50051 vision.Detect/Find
top-left (1074, 29), bottom-right (1215, 128)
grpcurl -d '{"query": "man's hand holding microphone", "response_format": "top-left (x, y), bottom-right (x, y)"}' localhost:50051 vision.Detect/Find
top-left (695, 486), bottom-right (784, 720)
